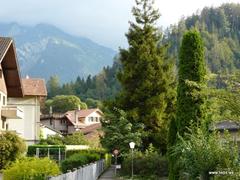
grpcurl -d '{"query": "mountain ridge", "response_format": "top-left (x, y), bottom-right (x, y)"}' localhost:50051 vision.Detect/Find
top-left (0, 22), bottom-right (116, 82)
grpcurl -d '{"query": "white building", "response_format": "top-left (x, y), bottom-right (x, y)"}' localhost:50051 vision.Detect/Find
top-left (0, 37), bottom-right (24, 132)
top-left (7, 78), bottom-right (47, 145)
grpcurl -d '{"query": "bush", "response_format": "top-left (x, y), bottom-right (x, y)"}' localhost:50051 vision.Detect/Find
top-left (105, 153), bottom-right (112, 169)
top-left (3, 157), bottom-right (60, 180)
top-left (171, 128), bottom-right (239, 179)
top-left (27, 145), bottom-right (66, 157)
top-left (64, 131), bottom-right (88, 145)
top-left (0, 131), bottom-right (26, 170)
top-left (39, 134), bottom-right (64, 145)
top-left (61, 152), bottom-right (101, 173)
top-left (66, 148), bottom-right (107, 158)
top-left (121, 145), bottom-right (168, 177)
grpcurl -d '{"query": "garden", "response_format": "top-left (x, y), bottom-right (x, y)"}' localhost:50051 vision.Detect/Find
top-left (0, 131), bottom-right (111, 180)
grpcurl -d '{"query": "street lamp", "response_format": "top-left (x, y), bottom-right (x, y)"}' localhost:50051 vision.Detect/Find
top-left (129, 142), bottom-right (135, 179)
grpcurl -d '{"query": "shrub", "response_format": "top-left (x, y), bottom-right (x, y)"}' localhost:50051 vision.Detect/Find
top-left (105, 153), bottom-right (112, 168)
top-left (171, 128), bottom-right (239, 179)
top-left (121, 145), bottom-right (168, 177)
top-left (66, 148), bottom-right (107, 158)
top-left (64, 131), bottom-right (88, 145)
top-left (0, 131), bottom-right (26, 170)
top-left (39, 134), bottom-right (64, 145)
top-left (3, 157), bottom-right (60, 180)
top-left (61, 152), bottom-right (101, 173)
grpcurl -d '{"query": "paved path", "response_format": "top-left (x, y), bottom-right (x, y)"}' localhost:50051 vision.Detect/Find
top-left (98, 165), bottom-right (116, 180)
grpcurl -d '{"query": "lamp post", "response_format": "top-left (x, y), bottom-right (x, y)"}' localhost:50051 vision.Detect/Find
top-left (129, 142), bottom-right (135, 179)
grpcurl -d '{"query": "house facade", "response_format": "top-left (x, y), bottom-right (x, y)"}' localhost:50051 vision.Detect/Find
top-left (41, 108), bottom-right (103, 135)
top-left (40, 113), bottom-right (74, 135)
top-left (0, 37), bottom-right (24, 132)
top-left (7, 78), bottom-right (47, 145)
top-left (0, 37), bottom-right (48, 145)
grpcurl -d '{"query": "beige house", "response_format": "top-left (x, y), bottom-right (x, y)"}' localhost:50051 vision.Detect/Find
top-left (7, 78), bottom-right (47, 145)
top-left (65, 108), bottom-right (103, 134)
top-left (0, 37), bottom-right (47, 145)
top-left (41, 108), bottom-right (103, 135)
top-left (0, 37), bottom-right (24, 132)
top-left (40, 113), bottom-right (74, 135)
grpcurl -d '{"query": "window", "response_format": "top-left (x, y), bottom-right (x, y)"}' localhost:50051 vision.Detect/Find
top-left (1, 117), bottom-right (6, 129)
top-left (88, 117), bottom-right (94, 122)
top-left (3, 96), bottom-right (5, 106)
top-left (6, 123), bottom-right (8, 130)
top-left (95, 117), bottom-right (98, 122)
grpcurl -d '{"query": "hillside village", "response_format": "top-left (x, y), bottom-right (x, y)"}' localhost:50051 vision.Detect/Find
top-left (1, 0), bottom-right (240, 180)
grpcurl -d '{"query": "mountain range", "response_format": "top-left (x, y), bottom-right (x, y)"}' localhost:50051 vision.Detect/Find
top-left (0, 22), bottom-right (116, 82)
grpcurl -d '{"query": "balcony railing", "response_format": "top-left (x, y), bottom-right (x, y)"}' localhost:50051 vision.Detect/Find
top-left (1, 106), bottom-right (24, 119)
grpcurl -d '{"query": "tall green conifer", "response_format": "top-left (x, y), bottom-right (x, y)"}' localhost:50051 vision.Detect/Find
top-left (168, 30), bottom-right (206, 179)
top-left (177, 29), bottom-right (206, 135)
top-left (117, 0), bottom-right (175, 152)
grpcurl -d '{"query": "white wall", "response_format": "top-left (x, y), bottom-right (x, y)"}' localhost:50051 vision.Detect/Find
top-left (40, 126), bottom-right (61, 139)
top-left (84, 111), bottom-right (102, 124)
top-left (7, 96), bottom-right (41, 144)
top-left (0, 91), bottom-right (7, 131)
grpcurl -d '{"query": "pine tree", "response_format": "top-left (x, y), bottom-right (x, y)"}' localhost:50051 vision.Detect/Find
top-left (117, 0), bottom-right (176, 152)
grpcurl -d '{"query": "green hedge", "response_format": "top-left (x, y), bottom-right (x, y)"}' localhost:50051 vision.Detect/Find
top-left (27, 145), bottom-right (66, 156)
top-left (66, 148), bottom-right (106, 158)
top-left (61, 153), bottom-right (101, 173)
top-left (3, 157), bottom-right (60, 180)
top-left (121, 151), bottom-right (168, 177)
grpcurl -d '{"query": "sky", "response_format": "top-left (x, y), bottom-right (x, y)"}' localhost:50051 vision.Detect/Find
top-left (0, 0), bottom-right (240, 50)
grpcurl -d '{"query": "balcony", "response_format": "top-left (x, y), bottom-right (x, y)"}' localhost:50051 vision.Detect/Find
top-left (1, 106), bottom-right (23, 119)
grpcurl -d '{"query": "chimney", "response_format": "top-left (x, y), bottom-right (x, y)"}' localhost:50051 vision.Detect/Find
top-left (78, 105), bottom-right (81, 111)
top-left (75, 110), bottom-right (78, 124)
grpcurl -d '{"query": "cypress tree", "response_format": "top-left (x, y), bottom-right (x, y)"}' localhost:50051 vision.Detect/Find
top-left (177, 29), bottom-right (206, 136)
top-left (168, 29), bottom-right (206, 179)
top-left (117, 0), bottom-right (175, 152)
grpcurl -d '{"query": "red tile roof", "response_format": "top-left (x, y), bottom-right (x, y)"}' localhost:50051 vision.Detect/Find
top-left (22, 78), bottom-right (47, 96)
top-left (80, 123), bottom-right (101, 135)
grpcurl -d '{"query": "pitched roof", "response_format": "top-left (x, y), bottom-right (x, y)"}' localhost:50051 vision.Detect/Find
top-left (66, 108), bottom-right (103, 118)
top-left (80, 123), bottom-right (101, 135)
top-left (22, 78), bottom-right (47, 96)
top-left (65, 108), bottom-right (103, 124)
top-left (0, 37), bottom-right (23, 97)
top-left (40, 124), bottom-right (62, 135)
top-left (0, 37), bottom-right (12, 63)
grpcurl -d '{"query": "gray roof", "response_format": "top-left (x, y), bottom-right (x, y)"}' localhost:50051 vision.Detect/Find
top-left (211, 120), bottom-right (240, 131)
